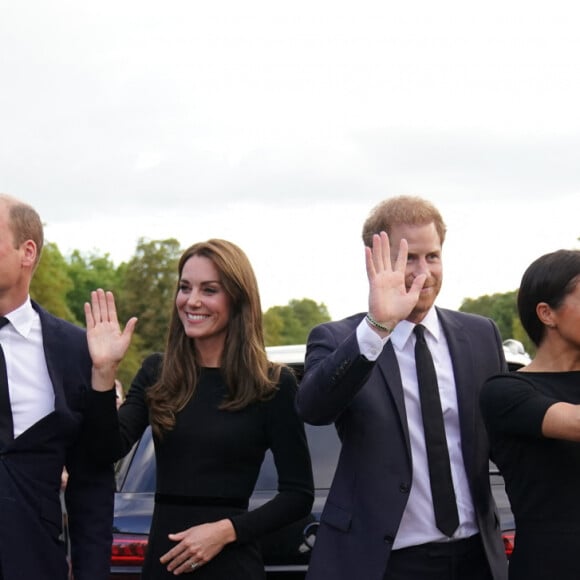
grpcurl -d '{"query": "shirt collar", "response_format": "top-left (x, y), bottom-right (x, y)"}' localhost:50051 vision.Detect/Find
top-left (2, 297), bottom-right (37, 339)
top-left (390, 306), bottom-right (441, 351)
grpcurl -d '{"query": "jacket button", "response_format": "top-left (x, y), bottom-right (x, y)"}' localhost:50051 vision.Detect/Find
top-left (384, 535), bottom-right (394, 544)
top-left (399, 483), bottom-right (410, 493)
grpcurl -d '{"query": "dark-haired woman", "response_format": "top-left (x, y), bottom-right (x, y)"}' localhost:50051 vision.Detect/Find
top-left (86, 239), bottom-right (313, 579)
top-left (480, 249), bottom-right (580, 580)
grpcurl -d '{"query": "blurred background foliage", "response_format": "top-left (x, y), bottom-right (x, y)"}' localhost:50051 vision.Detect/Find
top-left (460, 290), bottom-right (535, 356)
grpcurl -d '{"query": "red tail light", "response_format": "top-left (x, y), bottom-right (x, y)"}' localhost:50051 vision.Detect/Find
top-left (502, 531), bottom-right (515, 559)
top-left (111, 533), bottom-right (148, 566)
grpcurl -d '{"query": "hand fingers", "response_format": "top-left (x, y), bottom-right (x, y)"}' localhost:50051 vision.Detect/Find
top-left (378, 231), bottom-right (392, 271)
top-left (123, 317), bottom-right (139, 339)
top-left (97, 289), bottom-right (111, 322)
top-left (408, 272), bottom-right (427, 296)
top-left (372, 231), bottom-right (391, 272)
top-left (166, 552), bottom-right (196, 574)
top-left (88, 289), bottom-right (107, 324)
top-left (364, 245), bottom-right (375, 279)
top-left (97, 288), bottom-right (117, 323)
top-left (160, 545), bottom-right (202, 575)
top-left (182, 559), bottom-right (202, 574)
top-left (366, 232), bottom-right (392, 278)
top-left (105, 290), bottom-right (118, 322)
top-left (84, 302), bottom-right (95, 328)
top-left (393, 238), bottom-right (409, 273)
top-left (159, 540), bottom-right (184, 565)
top-left (88, 289), bottom-right (122, 325)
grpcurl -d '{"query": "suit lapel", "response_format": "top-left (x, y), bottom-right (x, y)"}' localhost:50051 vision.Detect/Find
top-left (376, 341), bottom-right (412, 463)
top-left (32, 303), bottom-right (67, 413)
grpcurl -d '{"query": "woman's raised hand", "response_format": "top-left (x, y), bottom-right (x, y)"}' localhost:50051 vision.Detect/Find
top-left (84, 288), bottom-right (138, 391)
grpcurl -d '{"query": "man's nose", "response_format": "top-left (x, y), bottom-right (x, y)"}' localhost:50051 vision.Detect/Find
top-left (414, 258), bottom-right (430, 276)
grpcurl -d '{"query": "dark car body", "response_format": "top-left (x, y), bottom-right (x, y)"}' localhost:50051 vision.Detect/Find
top-left (110, 343), bottom-right (522, 578)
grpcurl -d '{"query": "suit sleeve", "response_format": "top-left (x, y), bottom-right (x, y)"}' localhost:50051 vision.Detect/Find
top-left (65, 450), bottom-right (115, 580)
top-left (296, 319), bottom-right (375, 425)
top-left (63, 333), bottom-right (115, 580)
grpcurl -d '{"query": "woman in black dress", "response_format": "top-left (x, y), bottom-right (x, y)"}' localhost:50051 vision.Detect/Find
top-left (86, 239), bottom-right (314, 578)
top-left (480, 249), bottom-right (580, 580)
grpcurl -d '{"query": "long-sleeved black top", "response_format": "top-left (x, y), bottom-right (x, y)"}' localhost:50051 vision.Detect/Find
top-left (115, 353), bottom-right (314, 542)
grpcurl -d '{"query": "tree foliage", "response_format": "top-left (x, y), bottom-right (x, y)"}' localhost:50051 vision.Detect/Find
top-left (460, 290), bottom-right (516, 339)
top-left (264, 298), bottom-right (331, 345)
top-left (459, 290), bottom-right (535, 355)
top-left (117, 237), bottom-right (182, 355)
top-left (66, 250), bottom-right (122, 324)
top-left (30, 243), bottom-right (76, 322)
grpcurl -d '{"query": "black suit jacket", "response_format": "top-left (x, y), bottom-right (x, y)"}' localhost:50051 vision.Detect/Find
top-left (296, 308), bottom-right (508, 580)
top-left (0, 302), bottom-right (115, 580)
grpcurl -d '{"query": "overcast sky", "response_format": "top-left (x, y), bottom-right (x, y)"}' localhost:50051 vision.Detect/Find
top-left (2, 1), bottom-right (579, 321)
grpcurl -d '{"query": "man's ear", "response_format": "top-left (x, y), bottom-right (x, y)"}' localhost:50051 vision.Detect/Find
top-left (21, 239), bottom-right (38, 268)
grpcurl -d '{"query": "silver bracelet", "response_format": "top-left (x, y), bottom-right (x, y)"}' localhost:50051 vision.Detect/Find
top-left (365, 313), bottom-right (393, 333)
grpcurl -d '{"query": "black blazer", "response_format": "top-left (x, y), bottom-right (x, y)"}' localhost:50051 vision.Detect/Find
top-left (296, 308), bottom-right (508, 580)
top-left (0, 302), bottom-right (115, 580)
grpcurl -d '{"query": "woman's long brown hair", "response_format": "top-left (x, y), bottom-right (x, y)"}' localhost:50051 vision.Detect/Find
top-left (146, 239), bottom-right (280, 437)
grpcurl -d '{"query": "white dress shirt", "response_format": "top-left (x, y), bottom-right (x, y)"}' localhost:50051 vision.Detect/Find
top-left (357, 307), bottom-right (479, 548)
top-left (0, 298), bottom-right (55, 438)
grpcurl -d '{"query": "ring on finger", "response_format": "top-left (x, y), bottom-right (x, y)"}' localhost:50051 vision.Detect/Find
top-left (190, 561), bottom-right (200, 571)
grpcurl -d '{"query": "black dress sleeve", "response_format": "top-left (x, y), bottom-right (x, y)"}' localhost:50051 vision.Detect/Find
top-left (480, 373), bottom-right (557, 439)
top-left (116, 353), bottom-right (162, 456)
top-left (230, 367), bottom-right (314, 543)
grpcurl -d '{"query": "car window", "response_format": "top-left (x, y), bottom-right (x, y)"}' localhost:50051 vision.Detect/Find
top-left (255, 423), bottom-right (341, 491)
top-left (116, 428), bottom-right (156, 493)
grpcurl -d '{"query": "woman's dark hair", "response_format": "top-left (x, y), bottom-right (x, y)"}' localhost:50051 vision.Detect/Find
top-left (517, 249), bottom-right (580, 346)
top-left (147, 239), bottom-right (280, 437)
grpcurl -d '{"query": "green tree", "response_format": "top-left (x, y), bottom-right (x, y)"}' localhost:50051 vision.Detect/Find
top-left (459, 290), bottom-right (535, 356)
top-left (263, 308), bottom-right (284, 345)
top-left (30, 242), bottom-right (76, 322)
top-left (460, 290), bottom-right (517, 340)
top-left (66, 250), bottom-right (122, 323)
top-left (115, 331), bottom-right (147, 391)
top-left (264, 298), bottom-right (331, 345)
top-left (117, 237), bottom-right (182, 354)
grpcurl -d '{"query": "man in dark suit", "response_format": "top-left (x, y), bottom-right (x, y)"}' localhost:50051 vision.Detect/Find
top-left (296, 196), bottom-right (508, 580)
top-left (0, 194), bottom-right (120, 579)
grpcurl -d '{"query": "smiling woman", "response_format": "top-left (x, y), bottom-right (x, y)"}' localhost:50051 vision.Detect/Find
top-left (85, 239), bottom-right (314, 580)
top-left (176, 254), bottom-right (231, 363)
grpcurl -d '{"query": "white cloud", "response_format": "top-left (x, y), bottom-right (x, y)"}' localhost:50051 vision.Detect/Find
top-left (2, 0), bottom-right (580, 321)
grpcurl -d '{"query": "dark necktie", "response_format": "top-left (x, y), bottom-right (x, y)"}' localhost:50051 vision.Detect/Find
top-left (414, 324), bottom-right (459, 537)
top-left (0, 316), bottom-right (14, 444)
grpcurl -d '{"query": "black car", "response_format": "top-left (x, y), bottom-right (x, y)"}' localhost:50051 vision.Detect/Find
top-left (110, 343), bottom-right (521, 578)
